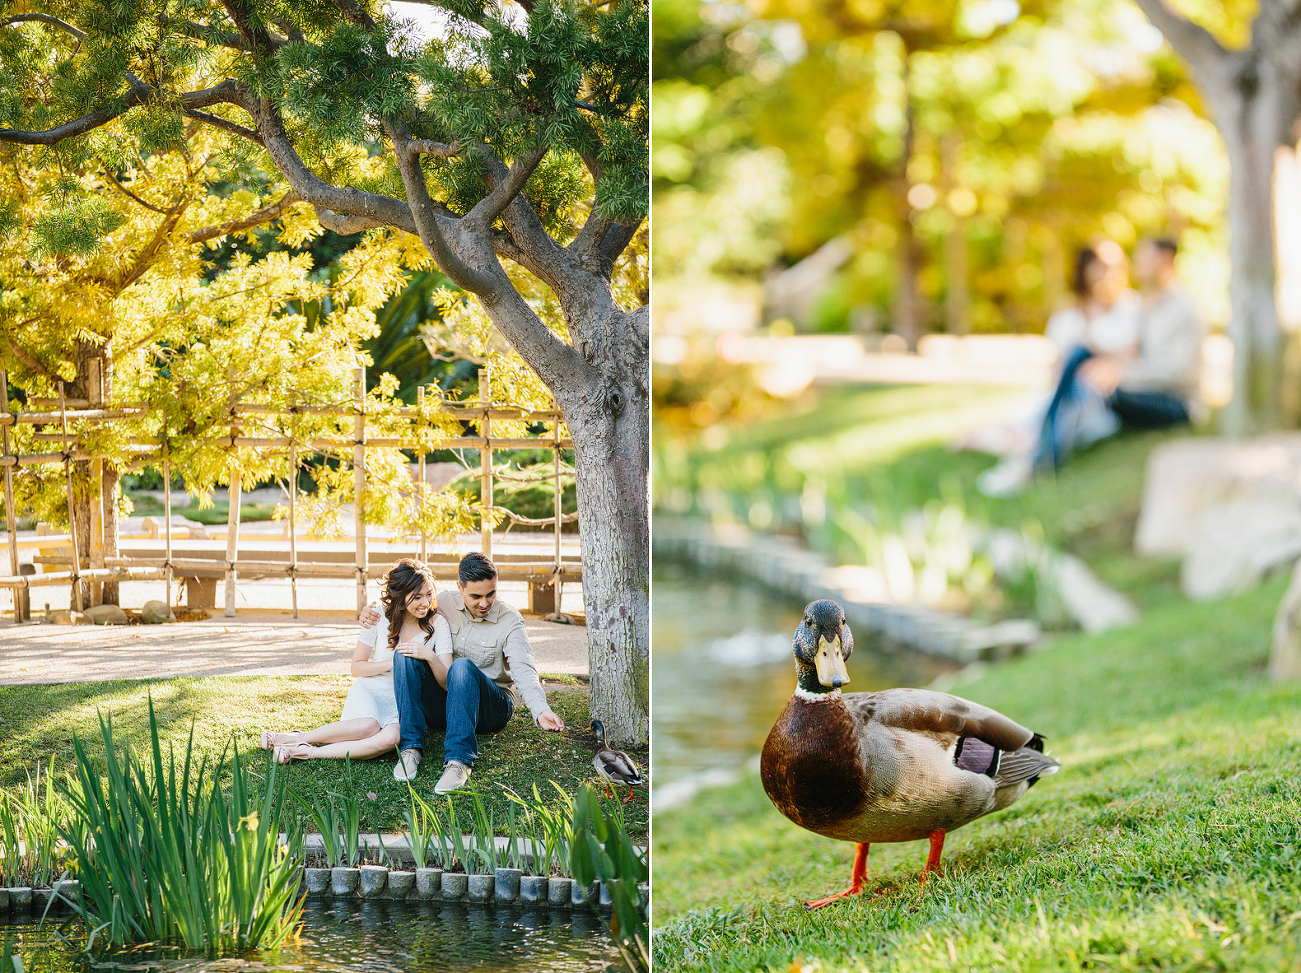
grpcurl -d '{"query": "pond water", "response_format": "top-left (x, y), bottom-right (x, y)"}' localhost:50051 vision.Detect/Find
top-left (651, 560), bottom-right (956, 807)
top-left (1, 899), bottom-right (622, 972)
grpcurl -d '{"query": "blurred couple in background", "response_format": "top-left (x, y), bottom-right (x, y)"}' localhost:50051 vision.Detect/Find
top-left (971, 235), bottom-right (1204, 496)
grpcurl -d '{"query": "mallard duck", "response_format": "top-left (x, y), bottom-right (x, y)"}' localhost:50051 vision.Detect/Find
top-left (590, 720), bottom-right (646, 803)
top-left (760, 599), bottom-right (1060, 909)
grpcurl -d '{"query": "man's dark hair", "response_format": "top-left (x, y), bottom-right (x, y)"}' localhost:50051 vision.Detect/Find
top-left (1150, 237), bottom-right (1178, 256)
top-left (459, 551), bottom-right (498, 584)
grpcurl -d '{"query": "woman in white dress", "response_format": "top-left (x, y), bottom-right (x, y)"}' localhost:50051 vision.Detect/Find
top-left (974, 240), bottom-right (1140, 495)
top-left (259, 558), bottom-right (452, 762)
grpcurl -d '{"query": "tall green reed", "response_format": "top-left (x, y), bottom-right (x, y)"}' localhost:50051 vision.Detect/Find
top-left (0, 761), bottom-right (69, 888)
top-left (402, 786), bottom-right (439, 868)
top-left (506, 783), bottom-right (574, 877)
top-left (571, 784), bottom-right (648, 973)
top-left (57, 699), bottom-right (303, 952)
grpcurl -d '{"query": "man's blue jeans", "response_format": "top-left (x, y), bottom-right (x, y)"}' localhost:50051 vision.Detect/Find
top-left (393, 655), bottom-right (514, 766)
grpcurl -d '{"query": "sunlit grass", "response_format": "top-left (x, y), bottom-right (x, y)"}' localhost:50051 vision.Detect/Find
top-left (0, 678), bottom-right (647, 840)
top-left (653, 384), bottom-right (1301, 971)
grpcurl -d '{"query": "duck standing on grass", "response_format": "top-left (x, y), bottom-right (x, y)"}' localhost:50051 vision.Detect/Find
top-left (761, 599), bottom-right (1060, 909)
top-left (590, 720), bottom-right (646, 803)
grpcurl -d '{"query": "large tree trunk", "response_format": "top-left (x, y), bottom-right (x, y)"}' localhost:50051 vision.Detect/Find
top-left (1131, 0), bottom-right (1301, 432)
top-left (563, 350), bottom-right (649, 746)
top-left (1213, 67), bottom-right (1297, 434)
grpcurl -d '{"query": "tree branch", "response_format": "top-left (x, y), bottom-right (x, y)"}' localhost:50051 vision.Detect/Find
top-left (470, 143), bottom-right (566, 276)
top-left (410, 139), bottom-right (462, 158)
top-left (1131, 0), bottom-right (1231, 78)
top-left (160, 16), bottom-right (251, 50)
top-left (183, 107), bottom-right (264, 145)
top-left (4, 336), bottom-right (60, 382)
top-left (330, 0), bottom-right (379, 30)
top-left (312, 206), bottom-right (388, 235)
top-left (251, 99), bottom-right (419, 235)
top-left (2, 14), bottom-right (85, 39)
top-left (0, 78), bottom-right (251, 148)
top-left (465, 147), bottom-right (547, 227)
top-left (219, 1), bottom-right (282, 57)
top-left (598, 219), bottom-right (641, 273)
top-left (102, 168), bottom-right (175, 215)
top-left (386, 121), bottom-right (498, 293)
top-left (188, 191), bottom-right (301, 243)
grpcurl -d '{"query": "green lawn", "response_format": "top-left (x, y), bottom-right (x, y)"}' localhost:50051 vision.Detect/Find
top-left (0, 677), bottom-right (648, 840)
top-left (126, 493), bottom-right (281, 524)
top-left (653, 384), bottom-right (1301, 971)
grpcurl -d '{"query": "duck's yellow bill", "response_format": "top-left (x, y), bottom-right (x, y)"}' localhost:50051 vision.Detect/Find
top-left (815, 636), bottom-right (850, 689)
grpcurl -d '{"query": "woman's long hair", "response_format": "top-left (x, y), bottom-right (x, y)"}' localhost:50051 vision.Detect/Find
top-left (1071, 246), bottom-right (1100, 299)
top-left (381, 558), bottom-right (438, 653)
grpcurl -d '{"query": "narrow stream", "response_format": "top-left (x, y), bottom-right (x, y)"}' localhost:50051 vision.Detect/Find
top-left (1, 899), bottom-right (622, 972)
top-left (651, 560), bottom-right (955, 807)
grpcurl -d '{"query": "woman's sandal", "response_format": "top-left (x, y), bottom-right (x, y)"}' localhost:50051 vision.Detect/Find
top-left (261, 730), bottom-right (306, 750)
top-left (274, 742), bottom-right (314, 764)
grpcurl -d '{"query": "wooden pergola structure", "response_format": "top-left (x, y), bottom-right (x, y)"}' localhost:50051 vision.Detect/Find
top-left (0, 363), bottom-right (578, 622)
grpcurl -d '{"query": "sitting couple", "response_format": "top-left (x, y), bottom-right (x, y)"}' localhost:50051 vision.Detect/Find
top-left (973, 235), bottom-right (1204, 496)
top-left (261, 552), bottom-right (565, 795)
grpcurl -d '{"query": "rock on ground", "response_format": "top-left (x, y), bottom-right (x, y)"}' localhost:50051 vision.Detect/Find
top-left (83, 604), bottom-right (129, 625)
top-left (1136, 435), bottom-right (1301, 600)
top-left (140, 600), bottom-right (176, 624)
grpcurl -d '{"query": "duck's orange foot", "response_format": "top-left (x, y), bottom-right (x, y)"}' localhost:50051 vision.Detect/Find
top-left (804, 841), bottom-right (871, 910)
top-left (803, 885), bottom-right (864, 910)
top-left (621, 788), bottom-right (638, 804)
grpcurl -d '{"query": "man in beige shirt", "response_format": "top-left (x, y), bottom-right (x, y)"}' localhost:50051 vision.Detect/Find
top-left (362, 552), bottom-right (564, 794)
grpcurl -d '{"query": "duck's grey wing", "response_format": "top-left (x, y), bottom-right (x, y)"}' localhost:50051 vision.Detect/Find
top-left (849, 687), bottom-right (1036, 751)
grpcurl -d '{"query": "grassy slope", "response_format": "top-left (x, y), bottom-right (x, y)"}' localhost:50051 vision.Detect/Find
top-left (0, 677), bottom-right (648, 839)
top-left (654, 385), bottom-right (1301, 971)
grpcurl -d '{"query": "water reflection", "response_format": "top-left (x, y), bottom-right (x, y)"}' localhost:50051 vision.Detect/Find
top-left (652, 561), bottom-right (955, 805)
top-left (0, 901), bottom-right (621, 972)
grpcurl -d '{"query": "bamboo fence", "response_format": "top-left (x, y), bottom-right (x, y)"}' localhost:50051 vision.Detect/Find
top-left (0, 363), bottom-right (577, 622)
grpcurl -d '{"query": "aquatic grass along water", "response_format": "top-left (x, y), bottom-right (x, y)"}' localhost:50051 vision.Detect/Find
top-left (507, 784), bottom-right (575, 877)
top-left (0, 760), bottom-right (69, 890)
top-left (293, 760), bottom-right (364, 868)
top-left (57, 699), bottom-right (303, 952)
top-left (571, 784), bottom-right (648, 973)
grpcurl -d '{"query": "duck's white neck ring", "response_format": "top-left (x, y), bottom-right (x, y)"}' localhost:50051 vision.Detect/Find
top-left (794, 687), bottom-right (842, 702)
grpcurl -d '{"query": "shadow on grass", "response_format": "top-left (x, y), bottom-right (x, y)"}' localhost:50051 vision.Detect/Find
top-left (0, 678), bottom-right (648, 839)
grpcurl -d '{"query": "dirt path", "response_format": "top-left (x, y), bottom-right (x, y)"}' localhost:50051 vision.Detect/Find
top-left (0, 612), bottom-right (588, 685)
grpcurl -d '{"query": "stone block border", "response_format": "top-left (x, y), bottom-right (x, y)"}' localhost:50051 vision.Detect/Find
top-left (0, 880), bottom-right (81, 916)
top-left (299, 864), bottom-right (613, 910)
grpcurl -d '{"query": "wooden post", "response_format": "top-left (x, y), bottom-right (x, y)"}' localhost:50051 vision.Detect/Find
top-left (225, 370), bottom-right (241, 618)
top-left (87, 358), bottom-right (104, 607)
top-left (59, 382), bottom-right (82, 613)
top-left (163, 455), bottom-right (173, 613)
top-left (417, 386), bottom-right (428, 564)
top-left (553, 412), bottom-right (562, 614)
top-left (287, 391), bottom-right (298, 619)
top-left (354, 367), bottom-right (367, 615)
top-left (1, 370), bottom-right (22, 621)
top-left (479, 367), bottom-right (492, 558)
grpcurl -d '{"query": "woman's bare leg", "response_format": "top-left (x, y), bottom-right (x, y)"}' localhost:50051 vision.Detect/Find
top-left (303, 718), bottom-right (383, 745)
top-left (281, 724), bottom-right (401, 761)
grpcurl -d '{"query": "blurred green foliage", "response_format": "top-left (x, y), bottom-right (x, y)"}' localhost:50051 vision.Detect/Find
top-left (653, 0), bottom-right (1232, 336)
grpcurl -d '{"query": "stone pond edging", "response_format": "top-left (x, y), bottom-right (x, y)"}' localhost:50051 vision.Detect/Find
top-left (654, 516), bottom-right (1137, 661)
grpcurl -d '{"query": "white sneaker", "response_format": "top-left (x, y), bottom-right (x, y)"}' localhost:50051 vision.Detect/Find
top-left (433, 759), bottom-right (471, 795)
top-left (393, 749), bottom-right (421, 781)
top-left (977, 456), bottom-right (1033, 498)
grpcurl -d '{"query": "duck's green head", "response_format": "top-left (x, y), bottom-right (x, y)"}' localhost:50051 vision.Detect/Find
top-left (793, 599), bottom-right (854, 693)
top-left (590, 720), bottom-right (606, 743)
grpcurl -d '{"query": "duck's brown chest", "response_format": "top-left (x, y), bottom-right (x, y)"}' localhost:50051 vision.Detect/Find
top-left (760, 696), bottom-right (869, 838)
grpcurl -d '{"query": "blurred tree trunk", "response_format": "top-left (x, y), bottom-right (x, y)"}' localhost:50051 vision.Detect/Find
top-left (942, 133), bottom-right (969, 335)
top-left (894, 55), bottom-right (923, 348)
top-left (1134, 0), bottom-right (1301, 433)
